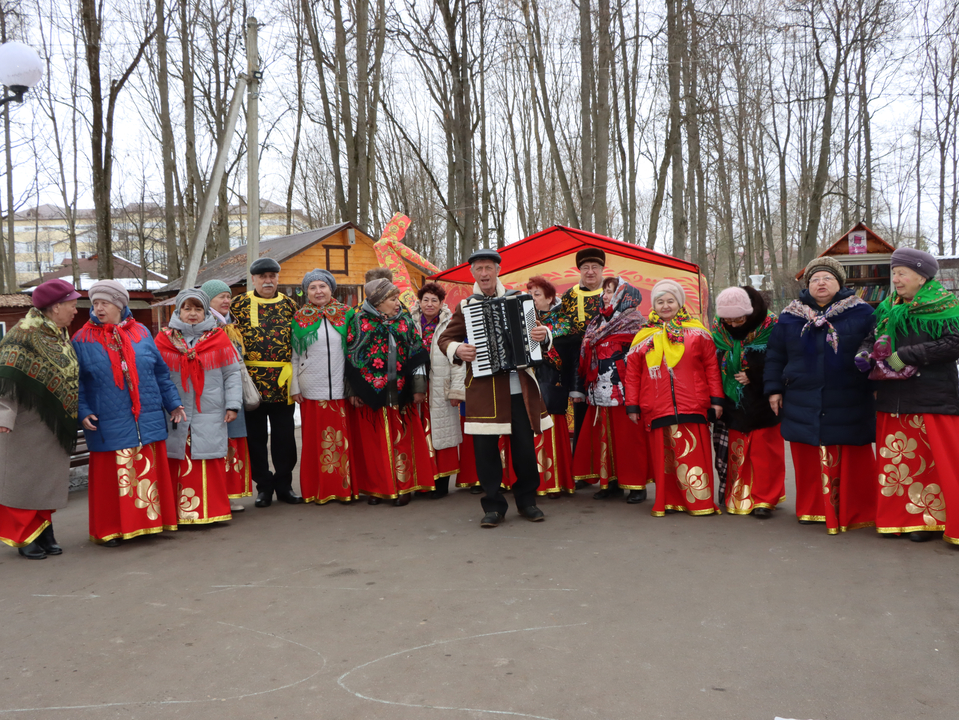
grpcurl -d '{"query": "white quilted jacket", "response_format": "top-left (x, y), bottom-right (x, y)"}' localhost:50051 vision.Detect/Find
top-left (413, 303), bottom-right (465, 451)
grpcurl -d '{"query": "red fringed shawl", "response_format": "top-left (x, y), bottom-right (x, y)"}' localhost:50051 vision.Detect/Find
top-left (74, 317), bottom-right (150, 419)
top-left (154, 327), bottom-right (237, 412)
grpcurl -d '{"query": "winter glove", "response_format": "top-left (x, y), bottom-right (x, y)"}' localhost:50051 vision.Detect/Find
top-left (854, 351), bottom-right (872, 373)
top-left (886, 352), bottom-right (906, 371)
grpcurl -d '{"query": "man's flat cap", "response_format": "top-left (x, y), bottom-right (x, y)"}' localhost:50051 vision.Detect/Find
top-left (250, 257), bottom-right (281, 275)
top-left (468, 248), bottom-right (502, 264)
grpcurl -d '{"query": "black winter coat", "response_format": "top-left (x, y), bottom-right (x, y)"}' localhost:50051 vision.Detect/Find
top-left (715, 287), bottom-right (780, 434)
top-left (858, 326), bottom-right (959, 416)
top-left (763, 288), bottom-right (876, 447)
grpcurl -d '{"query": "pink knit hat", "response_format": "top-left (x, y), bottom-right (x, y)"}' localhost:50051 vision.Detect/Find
top-left (714, 287), bottom-right (753, 318)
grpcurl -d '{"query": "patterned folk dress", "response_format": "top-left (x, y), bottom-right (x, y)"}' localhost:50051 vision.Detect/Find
top-left (345, 304), bottom-right (434, 500)
top-left (291, 300), bottom-right (355, 504)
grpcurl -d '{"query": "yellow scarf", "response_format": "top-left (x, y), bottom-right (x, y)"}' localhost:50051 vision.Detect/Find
top-left (246, 290), bottom-right (289, 327)
top-left (629, 309), bottom-right (707, 374)
top-left (570, 285), bottom-right (603, 323)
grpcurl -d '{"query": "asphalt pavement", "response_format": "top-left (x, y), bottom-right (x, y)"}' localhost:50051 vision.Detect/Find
top-left (1, 441), bottom-right (957, 720)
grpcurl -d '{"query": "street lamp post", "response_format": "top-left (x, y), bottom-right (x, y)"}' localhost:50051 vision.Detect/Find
top-left (0, 41), bottom-right (43, 106)
top-left (0, 41), bottom-right (43, 292)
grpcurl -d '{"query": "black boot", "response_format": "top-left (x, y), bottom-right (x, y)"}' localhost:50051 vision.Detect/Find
top-left (626, 489), bottom-right (647, 504)
top-left (36, 524), bottom-right (63, 555)
top-left (430, 478), bottom-right (450, 499)
top-left (18, 541), bottom-right (46, 559)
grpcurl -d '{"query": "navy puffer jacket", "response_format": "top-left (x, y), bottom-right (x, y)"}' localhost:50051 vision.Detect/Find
top-left (73, 308), bottom-right (183, 453)
top-left (763, 288), bottom-right (875, 447)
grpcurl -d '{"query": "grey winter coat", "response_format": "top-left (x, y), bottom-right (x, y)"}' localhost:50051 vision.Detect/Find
top-left (0, 396), bottom-right (71, 510)
top-left (162, 321), bottom-right (244, 461)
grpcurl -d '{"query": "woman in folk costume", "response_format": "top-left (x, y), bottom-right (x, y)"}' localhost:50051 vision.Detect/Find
top-left (711, 286), bottom-right (784, 518)
top-left (72, 280), bottom-right (186, 546)
top-left (412, 282), bottom-right (465, 499)
top-left (573, 276), bottom-right (650, 503)
top-left (202, 280), bottom-right (250, 512)
top-left (345, 276), bottom-right (434, 506)
top-left (764, 256), bottom-right (876, 535)
top-left (625, 279), bottom-right (724, 516)
top-left (0, 280), bottom-right (81, 559)
top-left (854, 248), bottom-right (959, 544)
top-left (156, 289), bottom-right (242, 526)
top-left (290, 269), bottom-right (355, 505)
top-left (525, 275), bottom-right (574, 497)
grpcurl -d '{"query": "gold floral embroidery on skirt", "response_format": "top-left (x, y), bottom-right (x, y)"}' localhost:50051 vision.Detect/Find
top-left (320, 426), bottom-right (351, 484)
top-left (677, 463), bottom-right (712, 503)
top-left (116, 446), bottom-right (149, 498)
top-left (726, 436), bottom-right (752, 511)
top-left (879, 431), bottom-right (918, 464)
top-left (133, 478), bottom-right (162, 520)
top-left (178, 483), bottom-right (200, 521)
top-left (906, 482), bottom-right (946, 525)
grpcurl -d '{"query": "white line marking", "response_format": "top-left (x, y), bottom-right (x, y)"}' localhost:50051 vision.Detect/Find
top-left (337, 622), bottom-right (588, 719)
top-left (0, 622), bottom-right (326, 714)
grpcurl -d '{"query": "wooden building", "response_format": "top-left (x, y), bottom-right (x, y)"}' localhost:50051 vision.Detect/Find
top-left (155, 222), bottom-right (435, 317)
top-left (797, 222), bottom-right (896, 307)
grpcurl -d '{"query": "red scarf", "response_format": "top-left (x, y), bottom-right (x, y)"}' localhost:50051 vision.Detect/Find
top-left (74, 317), bottom-right (150, 420)
top-left (155, 327), bottom-right (237, 413)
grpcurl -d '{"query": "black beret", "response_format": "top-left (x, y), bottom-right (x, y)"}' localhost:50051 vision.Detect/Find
top-left (576, 247), bottom-right (606, 267)
top-left (250, 257), bottom-right (281, 275)
top-left (468, 248), bottom-right (502, 264)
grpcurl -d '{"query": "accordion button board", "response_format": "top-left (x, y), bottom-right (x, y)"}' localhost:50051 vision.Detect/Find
top-left (463, 293), bottom-right (544, 377)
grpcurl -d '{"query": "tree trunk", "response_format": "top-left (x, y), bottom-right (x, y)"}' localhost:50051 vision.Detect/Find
top-left (667, 0), bottom-right (687, 258)
top-left (156, 0), bottom-right (178, 279)
top-left (594, 0), bottom-right (612, 236)
top-left (579, 0), bottom-right (594, 232)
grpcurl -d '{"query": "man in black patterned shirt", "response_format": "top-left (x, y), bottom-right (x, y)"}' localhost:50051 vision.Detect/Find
top-left (231, 258), bottom-right (302, 507)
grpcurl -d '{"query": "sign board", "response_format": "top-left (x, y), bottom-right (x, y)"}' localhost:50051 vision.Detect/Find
top-left (848, 232), bottom-right (867, 254)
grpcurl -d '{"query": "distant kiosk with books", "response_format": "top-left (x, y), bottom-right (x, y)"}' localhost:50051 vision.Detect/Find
top-left (799, 222), bottom-right (895, 307)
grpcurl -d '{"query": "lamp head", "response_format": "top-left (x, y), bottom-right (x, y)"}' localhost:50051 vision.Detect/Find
top-left (0, 42), bottom-right (43, 91)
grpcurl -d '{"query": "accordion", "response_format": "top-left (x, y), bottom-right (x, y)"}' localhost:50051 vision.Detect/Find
top-left (462, 293), bottom-right (544, 377)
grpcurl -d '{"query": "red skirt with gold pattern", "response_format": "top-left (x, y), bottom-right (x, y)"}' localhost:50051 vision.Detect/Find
top-left (875, 412), bottom-right (958, 543)
top-left (0, 506), bottom-right (52, 547)
top-left (418, 393), bottom-right (460, 480)
top-left (790, 441), bottom-right (875, 534)
top-left (349, 405), bottom-right (435, 499)
top-left (168, 438), bottom-right (233, 525)
top-left (535, 415), bottom-right (574, 495)
top-left (88, 440), bottom-right (178, 543)
top-left (725, 425), bottom-right (786, 514)
top-left (226, 437), bottom-right (252, 498)
top-left (300, 399), bottom-right (356, 504)
top-left (573, 405), bottom-right (651, 490)
top-left (649, 423), bottom-right (718, 516)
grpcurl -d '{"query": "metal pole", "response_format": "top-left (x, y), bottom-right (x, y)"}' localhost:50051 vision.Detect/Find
top-left (246, 16), bottom-right (260, 292)
top-left (181, 75), bottom-right (248, 290)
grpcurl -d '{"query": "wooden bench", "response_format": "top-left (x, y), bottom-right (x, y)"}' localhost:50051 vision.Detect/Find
top-left (70, 429), bottom-right (89, 468)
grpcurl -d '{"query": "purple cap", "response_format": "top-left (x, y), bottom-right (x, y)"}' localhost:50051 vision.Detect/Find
top-left (890, 247), bottom-right (939, 280)
top-left (32, 278), bottom-right (82, 309)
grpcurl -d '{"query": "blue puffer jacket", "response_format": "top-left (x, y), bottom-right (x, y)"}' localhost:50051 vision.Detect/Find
top-left (72, 308), bottom-right (183, 453)
top-left (763, 288), bottom-right (875, 447)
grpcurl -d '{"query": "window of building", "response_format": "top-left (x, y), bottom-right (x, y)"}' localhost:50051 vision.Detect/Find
top-left (325, 246), bottom-right (349, 275)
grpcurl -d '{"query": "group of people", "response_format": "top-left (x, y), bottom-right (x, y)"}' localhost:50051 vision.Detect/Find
top-left (0, 243), bottom-right (956, 559)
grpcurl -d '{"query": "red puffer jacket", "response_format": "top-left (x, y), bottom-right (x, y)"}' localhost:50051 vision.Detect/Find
top-left (624, 328), bottom-right (724, 430)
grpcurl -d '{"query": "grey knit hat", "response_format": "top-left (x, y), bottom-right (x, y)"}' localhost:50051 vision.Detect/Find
top-left (891, 247), bottom-right (939, 280)
top-left (365, 278), bottom-right (399, 307)
top-left (174, 288), bottom-right (210, 316)
top-left (200, 279), bottom-right (232, 302)
top-left (88, 279), bottom-right (130, 309)
top-left (302, 268), bottom-right (337, 294)
top-left (803, 256), bottom-right (846, 287)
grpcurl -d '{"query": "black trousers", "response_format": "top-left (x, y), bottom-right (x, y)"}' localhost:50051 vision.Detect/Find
top-left (245, 401), bottom-right (298, 496)
top-left (472, 394), bottom-right (540, 516)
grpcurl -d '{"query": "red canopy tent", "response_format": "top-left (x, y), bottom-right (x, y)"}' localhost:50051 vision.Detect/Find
top-left (430, 226), bottom-right (707, 319)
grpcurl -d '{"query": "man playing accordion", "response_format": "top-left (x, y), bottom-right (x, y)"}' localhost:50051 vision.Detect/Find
top-left (437, 248), bottom-right (553, 528)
